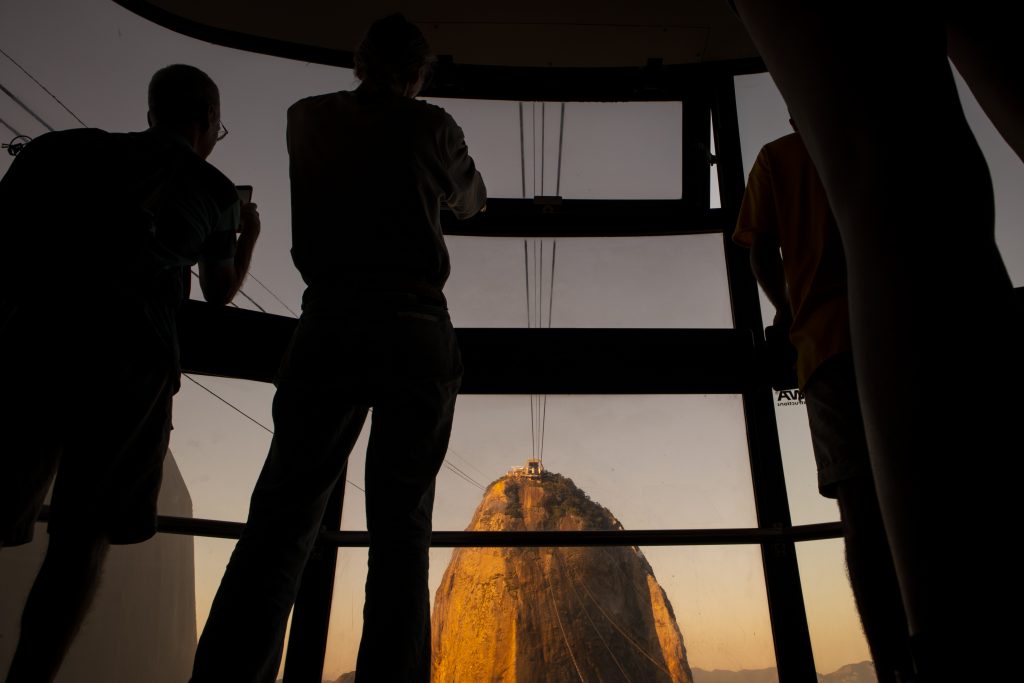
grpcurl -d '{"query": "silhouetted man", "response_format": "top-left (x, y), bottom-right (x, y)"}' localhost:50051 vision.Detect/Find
top-left (191, 14), bottom-right (485, 683)
top-left (734, 129), bottom-right (913, 683)
top-left (0, 64), bottom-right (259, 682)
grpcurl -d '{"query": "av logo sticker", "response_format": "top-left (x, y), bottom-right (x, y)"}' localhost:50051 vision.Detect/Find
top-left (776, 389), bottom-right (805, 407)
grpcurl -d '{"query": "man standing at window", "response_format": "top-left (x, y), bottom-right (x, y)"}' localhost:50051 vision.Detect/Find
top-left (192, 15), bottom-right (486, 683)
top-left (734, 128), bottom-right (913, 683)
top-left (0, 64), bottom-right (259, 682)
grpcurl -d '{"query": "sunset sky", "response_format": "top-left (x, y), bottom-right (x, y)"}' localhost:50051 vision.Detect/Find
top-left (2, 0), bottom-right (1022, 678)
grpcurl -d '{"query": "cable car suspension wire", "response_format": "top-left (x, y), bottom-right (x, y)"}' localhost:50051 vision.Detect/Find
top-left (0, 47), bottom-right (87, 127)
top-left (0, 81), bottom-right (54, 132)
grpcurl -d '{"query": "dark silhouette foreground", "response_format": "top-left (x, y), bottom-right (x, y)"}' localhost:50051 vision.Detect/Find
top-left (0, 64), bottom-right (259, 683)
top-left (191, 15), bottom-right (485, 683)
top-left (733, 3), bottom-right (1024, 679)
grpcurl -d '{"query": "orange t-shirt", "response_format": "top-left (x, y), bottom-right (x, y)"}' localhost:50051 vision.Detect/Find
top-left (733, 133), bottom-right (850, 388)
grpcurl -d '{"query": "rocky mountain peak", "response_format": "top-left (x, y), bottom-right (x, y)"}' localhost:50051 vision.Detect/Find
top-left (431, 469), bottom-right (693, 683)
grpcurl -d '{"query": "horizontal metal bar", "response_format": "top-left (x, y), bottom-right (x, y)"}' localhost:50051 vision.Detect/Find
top-left (441, 199), bottom-right (732, 237)
top-left (37, 506), bottom-right (840, 547)
top-left (142, 511), bottom-right (843, 547)
top-left (422, 59), bottom-right (767, 102)
top-left (179, 301), bottom-right (767, 393)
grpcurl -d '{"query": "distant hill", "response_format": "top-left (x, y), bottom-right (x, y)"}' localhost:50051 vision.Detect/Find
top-left (431, 471), bottom-right (693, 682)
top-left (692, 668), bottom-right (779, 683)
top-left (692, 661), bottom-right (876, 683)
top-left (820, 661), bottom-right (877, 683)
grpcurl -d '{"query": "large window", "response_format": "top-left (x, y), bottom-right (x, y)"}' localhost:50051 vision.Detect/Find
top-left (20, 2), bottom-right (1008, 682)
top-left (446, 235), bottom-right (732, 329)
top-left (427, 99), bottom-right (683, 200)
top-left (322, 545), bottom-right (775, 681)
top-left (337, 394), bottom-right (756, 533)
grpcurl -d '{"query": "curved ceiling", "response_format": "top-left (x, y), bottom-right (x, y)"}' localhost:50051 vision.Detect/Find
top-left (113, 0), bottom-right (758, 70)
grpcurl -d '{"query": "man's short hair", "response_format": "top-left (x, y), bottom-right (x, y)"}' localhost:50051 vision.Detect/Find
top-left (148, 64), bottom-right (219, 129)
top-left (354, 14), bottom-right (433, 86)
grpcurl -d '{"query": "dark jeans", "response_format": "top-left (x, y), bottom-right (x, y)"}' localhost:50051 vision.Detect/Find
top-left (192, 302), bottom-right (462, 683)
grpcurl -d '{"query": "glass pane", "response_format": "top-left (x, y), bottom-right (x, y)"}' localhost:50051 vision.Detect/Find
top-left (796, 539), bottom-right (877, 681)
top-left (774, 400), bottom-right (841, 526)
top-left (446, 235), bottom-right (733, 329)
top-left (340, 394), bottom-right (757, 533)
top-left (430, 99), bottom-right (683, 200)
top-left (324, 545), bottom-right (774, 681)
top-left (170, 376), bottom-right (278, 522)
top-left (953, 71), bottom-right (1024, 285)
top-left (172, 375), bottom-right (371, 525)
top-left (733, 73), bottom-right (792, 180)
top-left (0, 532), bottom-right (201, 683)
top-left (194, 538), bottom-right (295, 681)
top-left (0, 453), bottom-right (200, 682)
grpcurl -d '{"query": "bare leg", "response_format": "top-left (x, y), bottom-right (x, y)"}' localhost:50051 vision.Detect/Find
top-left (734, 2), bottom-right (1022, 678)
top-left (836, 478), bottom-right (912, 683)
top-left (6, 533), bottom-right (110, 683)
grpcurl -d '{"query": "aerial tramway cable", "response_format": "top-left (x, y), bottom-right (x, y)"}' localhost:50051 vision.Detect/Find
top-left (569, 557), bottom-right (674, 677)
top-left (0, 114), bottom-right (23, 138)
top-left (247, 272), bottom-right (299, 317)
top-left (0, 47), bottom-right (87, 127)
top-left (543, 563), bottom-right (587, 682)
top-left (0, 81), bottom-right (54, 132)
top-left (182, 374), bottom-right (366, 494)
top-left (521, 102), bottom-right (563, 466)
top-left (554, 548), bottom-right (633, 682)
top-left (557, 103), bottom-right (566, 196)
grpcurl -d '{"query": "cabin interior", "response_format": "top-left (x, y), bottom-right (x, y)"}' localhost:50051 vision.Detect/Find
top-left (2, 2), bottom-right (1022, 682)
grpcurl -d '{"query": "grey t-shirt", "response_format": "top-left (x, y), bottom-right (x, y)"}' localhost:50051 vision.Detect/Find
top-left (287, 89), bottom-right (486, 307)
top-left (0, 127), bottom-right (239, 366)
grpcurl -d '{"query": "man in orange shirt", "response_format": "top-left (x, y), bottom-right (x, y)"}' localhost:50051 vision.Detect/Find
top-left (735, 129), bottom-right (912, 683)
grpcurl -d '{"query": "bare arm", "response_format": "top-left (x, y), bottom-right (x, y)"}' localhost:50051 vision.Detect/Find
top-left (748, 232), bottom-right (791, 325)
top-left (443, 118), bottom-right (487, 219)
top-left (199, 202), bottom-right (261, 305)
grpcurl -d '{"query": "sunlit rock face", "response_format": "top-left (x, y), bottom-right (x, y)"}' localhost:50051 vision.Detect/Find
top-left (432, 471), bottom-right (693, 683)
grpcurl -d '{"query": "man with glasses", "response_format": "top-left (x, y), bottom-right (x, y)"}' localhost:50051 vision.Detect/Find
top-left (0, 63), bottom-right (259, 683)
top-left (192, 14), bottom-right (485, 683)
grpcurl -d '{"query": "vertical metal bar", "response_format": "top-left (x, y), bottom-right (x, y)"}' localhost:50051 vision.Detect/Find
top-left (541, 101), bottom-right (546, 195)
top-left (713, 75), bottom-right (818, 683)
top-left (282, 464), bottom-right (349, 683)
top-left (532, 102), bottom-right (538, 197)
top-left (556, 103), bottom-right (566, 196)
top-left (681, 79), bottom-right (711, 210)
top-left (519, 102), bottom-right (526, 199)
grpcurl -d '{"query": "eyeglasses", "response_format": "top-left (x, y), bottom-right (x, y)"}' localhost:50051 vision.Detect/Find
top-left (216, 122), bottom-right (229, 141)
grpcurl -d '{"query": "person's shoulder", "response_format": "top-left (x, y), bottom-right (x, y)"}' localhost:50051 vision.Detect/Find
top-left (191, 157), bottom-right (236, 207)
top-left (23, 128), bottom-right (111, 156)
top-left (763, 132), bottom-right (807, 160)
top-left (288, 90), bottom-right (352, 116)
top-left (409, 98), bottom-right (457, 128)
top-left (162, 142), bottom-right (235, 209)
